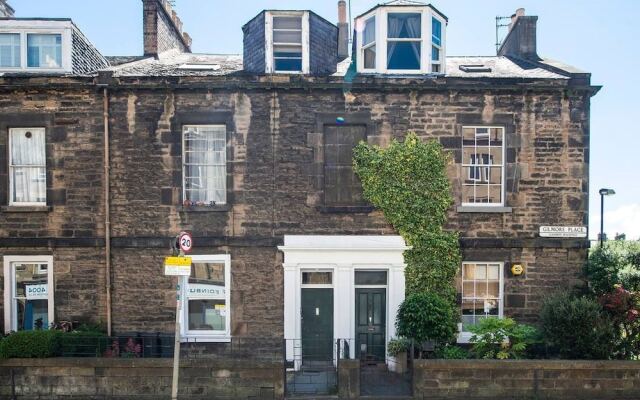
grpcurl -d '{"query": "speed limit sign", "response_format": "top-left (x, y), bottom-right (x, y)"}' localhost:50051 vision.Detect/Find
top-left (178, 231), bottom-right (193, 253)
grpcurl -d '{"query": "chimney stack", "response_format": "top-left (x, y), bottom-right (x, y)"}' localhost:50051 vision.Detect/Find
top-left (337, 1), bottom-right (349, 61)
top-left (0, 0), bottom-right (15, 17)
top-left (143, 0), bottom-right (191, 57)
top-left (498, 8), bottom-right (539, 61)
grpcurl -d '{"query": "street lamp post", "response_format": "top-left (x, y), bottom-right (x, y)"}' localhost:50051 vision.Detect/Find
top-left (599, 188), bottom-right (616, 246)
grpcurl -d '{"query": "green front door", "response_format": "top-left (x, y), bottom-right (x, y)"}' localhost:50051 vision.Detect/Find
top-left (301, 288), bottom-right (334, 361)
top-left (356, 288), bottom-right (386, 362)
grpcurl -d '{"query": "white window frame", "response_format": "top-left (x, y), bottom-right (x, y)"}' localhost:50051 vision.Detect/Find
top-left (265, 11), bottom-right (310, 74)
top-left (182, 124), bottom-right (227, 206)
top-left (355, 6), bottom-right (446, 74)
top-left (461, 126), bottom-right (506, 207)
top-left (3, 255), bottom-right (54, 334)
top-left (8, 127), bottom-right (47, 206)
top-left (361, 16), bottom-right (376, 71)
top-left (0, 20), bottom-right (72, 73)
top-left (457, 261), bottom-right (504, 344)
top-left (180, 254), bottom-right (231, 342)
top-left (430, 16), bottom-right (443, 73)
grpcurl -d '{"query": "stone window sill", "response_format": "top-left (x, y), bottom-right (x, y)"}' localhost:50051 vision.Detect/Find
top-left (317, 205), bottom-right (374, 214)
top-left (178, 204), bottom-right (231, 213)
top-left (457, 206), bottom-right (513, 213)
top-left (1, 205), bottom-right (52, 213)
top-left (181, 335), bottom-right (231, 343)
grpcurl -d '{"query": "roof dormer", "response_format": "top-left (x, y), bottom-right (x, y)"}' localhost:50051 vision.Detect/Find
top-left (243, 10), bottom-right (338, 76)
top-left (354, 0), bottom-right (447, 74)
top-left (0, 19), bottom-right (108, 75)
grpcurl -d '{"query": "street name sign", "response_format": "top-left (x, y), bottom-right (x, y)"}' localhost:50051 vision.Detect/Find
top-left (539, 226), bottom-right (587, 238)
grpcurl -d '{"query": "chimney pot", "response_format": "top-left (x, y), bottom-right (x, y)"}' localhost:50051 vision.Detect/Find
top-left (338, 1), bottom-right (347, 24)
top-left (516, 8), bottom-right (525, 17)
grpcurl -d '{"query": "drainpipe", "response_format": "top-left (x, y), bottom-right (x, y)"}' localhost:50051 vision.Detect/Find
top-left (103, 87), bottom-right (112, 336)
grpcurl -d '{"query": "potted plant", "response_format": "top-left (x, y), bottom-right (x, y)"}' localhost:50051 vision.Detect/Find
top-left (387, 337), bottom-right (410, 374)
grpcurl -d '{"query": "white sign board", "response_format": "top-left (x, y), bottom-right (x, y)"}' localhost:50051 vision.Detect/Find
top-left (26, 284), bottom-right (48, 300)
top-left (164, 256), bottom-right (192, 276)
top-left (539, 226), bottom-right (588, 238)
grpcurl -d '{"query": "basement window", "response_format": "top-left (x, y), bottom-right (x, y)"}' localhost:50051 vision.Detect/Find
top-left (266, 11), bottom-right (309, 74)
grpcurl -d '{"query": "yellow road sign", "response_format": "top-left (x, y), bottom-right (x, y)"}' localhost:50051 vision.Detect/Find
top-left (164, 256), bottom-right (192, 276)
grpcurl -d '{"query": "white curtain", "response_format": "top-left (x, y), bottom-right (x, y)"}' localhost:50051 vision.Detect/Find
top-left (10, 128), bottom-right (46, 204)
top-left (184, 126), bottom-right (226, 204)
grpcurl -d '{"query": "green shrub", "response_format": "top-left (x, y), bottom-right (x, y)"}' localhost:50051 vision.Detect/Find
top-left (469, 318), bottom-right (539, 359)
top-left (434, 344), bottom-right (469, 359)
top-left (396, 292), bottom-right (457, 346)
top-left (540, 293), bottom-right (616, 359)
top-left (584, 246), bottom-right (624, 295)
top-left (0, 330), bottom-right (62, 358)
top-left (387, 337), bottom-right (411, 357)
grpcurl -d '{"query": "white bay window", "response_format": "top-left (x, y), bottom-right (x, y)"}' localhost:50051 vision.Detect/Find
top-left (9, 127), bottom-right (47, 206)
top-left (356, 5), bottom-right (446, 74)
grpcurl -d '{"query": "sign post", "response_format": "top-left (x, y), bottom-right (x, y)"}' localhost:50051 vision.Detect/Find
top-left (165, 231), bottom-right (193, 400)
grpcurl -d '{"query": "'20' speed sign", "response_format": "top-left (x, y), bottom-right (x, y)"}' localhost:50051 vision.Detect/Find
top-left (178, 231), bottom-right (193, 253)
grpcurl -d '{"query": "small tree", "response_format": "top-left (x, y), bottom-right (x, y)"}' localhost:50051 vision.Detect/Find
top-left (396, 292), bottom-right (457, 348)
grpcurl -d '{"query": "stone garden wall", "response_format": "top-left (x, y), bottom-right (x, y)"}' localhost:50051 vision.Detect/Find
top-left (0, 358), bottom-right (283, 400)
top-left (414, 359), bottom-right (640, 400)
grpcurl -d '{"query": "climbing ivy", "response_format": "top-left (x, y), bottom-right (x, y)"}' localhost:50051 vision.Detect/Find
top-left (353, 132), bottom-right (461, 302)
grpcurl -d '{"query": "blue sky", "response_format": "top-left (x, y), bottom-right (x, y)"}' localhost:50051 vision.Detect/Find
top-left (13, 0), bottom-right (640, 240)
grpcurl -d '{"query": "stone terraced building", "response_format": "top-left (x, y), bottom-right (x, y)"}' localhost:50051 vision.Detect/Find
top-left (0, 0), bottom-right (598, 366)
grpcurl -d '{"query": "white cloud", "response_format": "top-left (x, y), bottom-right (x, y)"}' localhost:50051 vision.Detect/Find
top-left (592, 203), bottom-right (640, 241)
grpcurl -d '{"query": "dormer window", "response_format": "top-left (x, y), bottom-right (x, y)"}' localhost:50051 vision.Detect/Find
top-left (355, 3), bottom-right (447, 74)
top-left (265, 11), bottom-right (309, 74)
top-left (0, 20), bottom-right (72, 73)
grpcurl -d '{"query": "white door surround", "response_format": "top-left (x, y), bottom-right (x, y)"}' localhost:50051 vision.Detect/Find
top-left (278, 235), bottom-right (408, 362)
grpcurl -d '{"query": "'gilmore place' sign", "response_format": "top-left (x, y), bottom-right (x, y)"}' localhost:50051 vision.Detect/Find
top-left (539, 226), bottom-right (588, 238)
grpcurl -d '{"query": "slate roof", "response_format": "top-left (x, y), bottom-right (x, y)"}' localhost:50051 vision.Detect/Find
top-left (70, 22), bottom-right (110, 75)
top-left (110, 49), bottom-right (570, 80)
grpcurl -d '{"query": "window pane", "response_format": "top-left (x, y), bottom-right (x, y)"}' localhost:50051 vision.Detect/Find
top-left (364, 45), bottom-right (376, 69)
top-left (12, 167), bottom-right (46, 204)
top-left (355, 271), bottom-right (387, 285)
top-left (432, 17), bottom-right (442, 46)
top-left (11, 128), bottom-right (46, 166)
top-left (190, 262), bottom-right (225, 285)
top-left (363, 17), bottom-right (376, 45)
top-left (188, 300), bottom-right (226, 331)
top-left (475, 264), bottom-right (487, 279)
top-left (274, 58), bottom-right (302, 72)
top-left (387, 13), bottom-right (421, 38)
top-left (302, 271), bottom-right (332, 285)
top-left (432, 64), bottom-right (440, 73)
top-left (432, 45), bottom-right (439, 61)
top-left (487, 264), bottom-right (500, 280)
top-left (273, 16), bottom-right (302, 30)
top-left (13, 263), bottom-right (49, 331)
top-left (387, 41), bottom-right (420, 70)
top-left (273, 30), bottom-right (302, 44)
top-left (27, 34), bottom-right (62, 68)
top-left (0, 33), bottom-right (20, 68)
